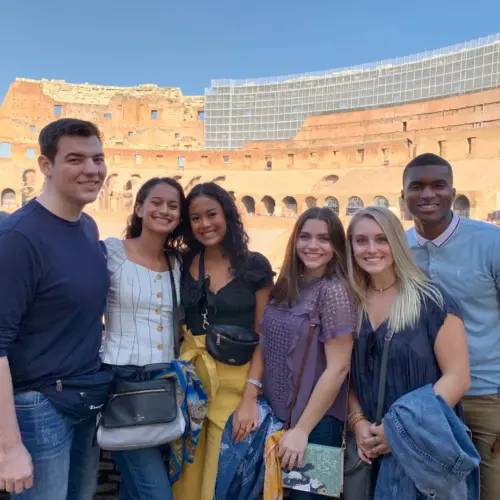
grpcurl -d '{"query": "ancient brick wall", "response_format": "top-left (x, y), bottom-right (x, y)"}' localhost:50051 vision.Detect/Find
top-left (1, 79), bottom-right (500, 238)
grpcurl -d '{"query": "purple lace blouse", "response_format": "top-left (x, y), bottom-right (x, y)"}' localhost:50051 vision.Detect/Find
top-left (261, 277), bottom-right (357, 428)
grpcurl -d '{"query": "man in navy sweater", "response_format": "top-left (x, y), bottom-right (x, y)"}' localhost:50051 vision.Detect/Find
top-left (0, 119), bottom-right (109, 499)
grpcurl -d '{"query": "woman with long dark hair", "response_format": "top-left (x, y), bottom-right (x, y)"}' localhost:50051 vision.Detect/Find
top-left (100, 177), bottom-right (185, 500)
top-left (172, 182), bottom-right (274, 500)
top-left (261, 207), bottom-right (357, 500)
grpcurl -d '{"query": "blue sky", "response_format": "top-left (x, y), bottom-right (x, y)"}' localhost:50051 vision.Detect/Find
top-left (0, 0), bottom-right (499, 100)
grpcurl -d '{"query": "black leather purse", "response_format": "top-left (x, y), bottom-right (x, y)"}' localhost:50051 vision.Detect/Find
top-left (198, 250), bottom-right (259, 366)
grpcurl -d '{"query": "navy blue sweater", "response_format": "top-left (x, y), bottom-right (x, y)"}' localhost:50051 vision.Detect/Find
top-left (0, 201), bottom-right (109, 388)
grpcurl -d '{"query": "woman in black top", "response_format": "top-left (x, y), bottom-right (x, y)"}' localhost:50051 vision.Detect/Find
top-left (173, 183), bottom-right (274, 500)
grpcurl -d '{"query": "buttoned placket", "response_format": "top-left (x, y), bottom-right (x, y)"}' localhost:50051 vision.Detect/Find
top-left (427, 243), bottom-right (438, 281)
top-left (152, 271), bottom-right (164, 353)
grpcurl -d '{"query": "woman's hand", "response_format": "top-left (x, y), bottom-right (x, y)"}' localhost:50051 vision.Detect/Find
top-left (369, 422), bottom-right (392, 456)
top-left (278, 427), bottom-right (309, 471)
top-left (232, 394), bottom-right (259, 443)
top-left (353, 419), bottom-right (377, 464)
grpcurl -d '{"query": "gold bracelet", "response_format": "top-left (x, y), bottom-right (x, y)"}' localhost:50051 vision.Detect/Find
top-left (349, 414), bottom-right (367, 432)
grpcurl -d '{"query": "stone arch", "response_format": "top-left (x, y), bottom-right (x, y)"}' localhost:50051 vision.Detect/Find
top-left (262, 195), bottom-right (275, 215)
top-left (185, 176), bottom-right (201, 191)
top-left (172, 175), bottom-right (183, 181)
top-left (372, 195), bottom-right (390, 208)
top-left (282, 196), bottom-right (298, 216)
top-left (1, 189), bottom-right (16, 209)
top-left (242, 196), bottom-right (256, 215)
top-left (22, 169), bottom-right (36, 186)
top-left (399, 196), bottom-right (412, 221)
top-left (21, 169), bottom-right (37, 204)
top-left (124, 174), bottom-right (142, 192)
top-left (454, 195), bottom-right (470, 218)
top-left (305, 196), bottom-right (317, 209)
top-left (213, 176), bottom-right (226, 184)
top-left (322, 175), bottom-right (339, 187)
top-left (346, 196), bottom-right (364, 216)
top-left (324, 196), bottom-right (340, 215)
top-left (101, 174), bottom-right (120, 211)
top-left (323, 174), bottom-right (339, 183)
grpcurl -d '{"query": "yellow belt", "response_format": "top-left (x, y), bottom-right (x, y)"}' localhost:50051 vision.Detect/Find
top-left (180, 327), bottom-right (219, 401)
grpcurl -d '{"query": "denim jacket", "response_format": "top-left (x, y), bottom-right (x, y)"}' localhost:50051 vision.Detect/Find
top-left (375, 385), bottom-right (480, 500)
top-left (214, 397), bottom-right (283, 500)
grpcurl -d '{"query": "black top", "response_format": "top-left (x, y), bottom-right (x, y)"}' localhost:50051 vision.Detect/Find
top-left (181, 251), bottom-right (274, 335)
top-left (0, 200), bottom-right (109, 388)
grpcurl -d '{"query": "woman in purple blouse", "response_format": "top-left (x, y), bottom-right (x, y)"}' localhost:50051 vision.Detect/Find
top-left (261, 207), bottom-right (357, 499)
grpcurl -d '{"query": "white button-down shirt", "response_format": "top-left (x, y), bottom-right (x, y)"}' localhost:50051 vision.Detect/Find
top-left (101, 237), bottom-right (181, 366)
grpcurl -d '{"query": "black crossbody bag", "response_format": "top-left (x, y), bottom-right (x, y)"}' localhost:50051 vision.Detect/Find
top-left (198, 250), bottom-right (259, 366)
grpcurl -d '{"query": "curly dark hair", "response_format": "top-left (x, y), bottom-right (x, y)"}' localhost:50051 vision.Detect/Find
top-left (184, 182), bottom-right (249, 276)
top-left (124, 177), bottom-right (186, 252)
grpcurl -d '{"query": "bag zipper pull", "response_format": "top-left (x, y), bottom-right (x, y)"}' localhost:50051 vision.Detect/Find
top-left (56, 380), bottom-right (63, 392)
top-left (216, 333), bottom-right (221, 346)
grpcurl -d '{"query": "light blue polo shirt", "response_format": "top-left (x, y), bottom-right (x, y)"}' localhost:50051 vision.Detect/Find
top-left (407, 214), bottom-right (500, 396)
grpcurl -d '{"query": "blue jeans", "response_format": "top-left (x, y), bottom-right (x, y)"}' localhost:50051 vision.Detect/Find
top-left (105, 364), bottom-right (173, 500)
top-left (289, 415), bottom-right (343, 500)
top-left (11, 390), bottom-right (100, 500)
top-left (113, 448), bottom-right (173, 500)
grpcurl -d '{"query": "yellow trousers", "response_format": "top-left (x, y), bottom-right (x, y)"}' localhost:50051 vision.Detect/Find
top-left (173, 329), bottom-right (250, 500)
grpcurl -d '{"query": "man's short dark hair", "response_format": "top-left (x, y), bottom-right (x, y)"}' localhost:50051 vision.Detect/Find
top-left (403, 153), bottom-right (453, 183)
top-left (39, 118), bottom-right (102, 164)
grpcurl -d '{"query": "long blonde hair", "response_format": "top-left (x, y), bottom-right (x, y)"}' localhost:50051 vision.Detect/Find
top-left (346, 206), bottom-right (443, 333)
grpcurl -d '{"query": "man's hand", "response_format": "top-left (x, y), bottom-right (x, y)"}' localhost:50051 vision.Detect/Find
top-left (0, 443), bottom-right (33, 493)
top-left (492, 435), bottom-right (500, 458)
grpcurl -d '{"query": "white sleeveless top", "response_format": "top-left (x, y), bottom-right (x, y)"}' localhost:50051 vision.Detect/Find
top-left (101, 237), bottom-right (181, 366)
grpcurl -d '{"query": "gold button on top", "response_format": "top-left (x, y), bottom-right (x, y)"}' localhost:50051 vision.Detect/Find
top-left (155, 308), bottom-right (161, 314)
top-left (157, 292), bottom-right (163, 298)
top-left (157, 344), bottom-right (163, 351)
top-left (157, 325), bottom-right (163, 332)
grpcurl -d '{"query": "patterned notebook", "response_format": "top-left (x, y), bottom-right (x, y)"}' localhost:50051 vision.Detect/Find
top-left (282, 444), bottom-right (344, 497)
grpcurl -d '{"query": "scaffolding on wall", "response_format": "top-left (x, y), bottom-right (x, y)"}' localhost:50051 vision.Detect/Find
top-left (204, 34), bottom-right (500, 149)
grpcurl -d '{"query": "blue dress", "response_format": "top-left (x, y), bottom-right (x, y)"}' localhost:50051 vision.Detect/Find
top-left (351, 285), bottom-right (462, 424)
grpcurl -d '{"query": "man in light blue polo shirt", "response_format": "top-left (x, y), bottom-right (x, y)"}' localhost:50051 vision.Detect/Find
top-left (403, 152), bottom-right (500, 499)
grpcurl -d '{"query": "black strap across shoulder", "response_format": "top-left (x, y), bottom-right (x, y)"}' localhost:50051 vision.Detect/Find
top-left (375, 331), bottom-right (394, 424)
top-left (165, 251), bottom-right (180, 359)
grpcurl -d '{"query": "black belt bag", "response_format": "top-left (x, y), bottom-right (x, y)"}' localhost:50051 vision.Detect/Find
top-left (199, 251), bottom-right (259, 366)
top-left (205, 323), bottom-right (259, 366)
top-left (36, 369), bottom-right (114, 421)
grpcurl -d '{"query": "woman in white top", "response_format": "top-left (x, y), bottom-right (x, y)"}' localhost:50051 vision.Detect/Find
top-left (101, 177), bottom-right (184, 500)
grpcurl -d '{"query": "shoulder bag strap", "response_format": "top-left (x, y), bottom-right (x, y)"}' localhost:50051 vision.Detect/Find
top-left (166, 251), bottom-right (180, 359)
top-left (375, 331), bottom-right (394, 425)
top-left (197, 249), bottom-right (212, 331)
